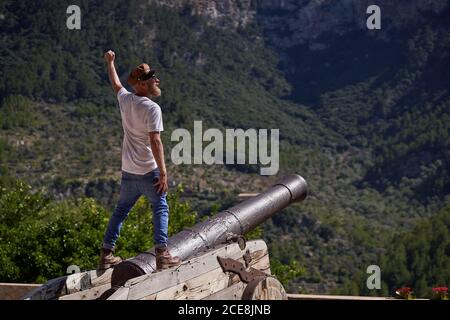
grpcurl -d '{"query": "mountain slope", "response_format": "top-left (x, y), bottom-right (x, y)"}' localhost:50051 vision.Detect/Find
top-left (0, 0), bottom-right (449, 296)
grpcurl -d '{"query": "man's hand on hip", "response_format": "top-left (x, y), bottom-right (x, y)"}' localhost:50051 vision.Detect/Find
top-left (154, 172), bottom-right (168, 194)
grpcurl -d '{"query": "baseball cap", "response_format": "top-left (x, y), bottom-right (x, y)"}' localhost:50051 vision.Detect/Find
top-left (127, 63), bottom-right (156, 86)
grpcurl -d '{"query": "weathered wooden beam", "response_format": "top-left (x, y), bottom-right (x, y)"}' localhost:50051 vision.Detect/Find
top-left (23, 268), bottom-right (114, 300)
top-left (59, 283), bottom-right (111, 300)
top-left (0, 283), bottom-right (42, 300)
top-left (202, 281), bottom-right (247, 300)
top-left (106, 240), bottom-right (269, 300)
top-left (142, 267), bottom-right (232, 300)
top-left (140, 253), bottom-right (270, 300)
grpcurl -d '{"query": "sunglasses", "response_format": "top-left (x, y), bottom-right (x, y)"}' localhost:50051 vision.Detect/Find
top-left (137, 70), bottom-right (157, 81)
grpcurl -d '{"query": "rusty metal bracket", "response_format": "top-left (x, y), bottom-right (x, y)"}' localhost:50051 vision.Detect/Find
top-left (217, 256), bottom-right (267, 283)
top-left (243, 250), bottom-right (252, 268)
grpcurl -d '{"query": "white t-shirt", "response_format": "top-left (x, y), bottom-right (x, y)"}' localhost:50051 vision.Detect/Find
top-left (117, 87), bottom-right (163, 175)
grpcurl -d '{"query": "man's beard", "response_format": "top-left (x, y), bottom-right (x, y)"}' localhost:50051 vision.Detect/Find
top-left (148, 83), bottom-right (161, 98)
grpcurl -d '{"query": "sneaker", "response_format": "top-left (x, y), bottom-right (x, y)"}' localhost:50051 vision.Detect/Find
top-left (98, 248), bottom-right (122, 270)
top-left (155, 247), bottom-right (181, 270)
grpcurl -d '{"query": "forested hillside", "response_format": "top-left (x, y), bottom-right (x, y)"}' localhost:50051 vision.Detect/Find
top-left (0, 0), bottom-right (448, 297)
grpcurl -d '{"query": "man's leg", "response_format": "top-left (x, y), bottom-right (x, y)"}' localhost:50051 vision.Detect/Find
top-left (100, 172), bottom-right (141, 269)
top-left (140, 168), bottom-right (181, 270)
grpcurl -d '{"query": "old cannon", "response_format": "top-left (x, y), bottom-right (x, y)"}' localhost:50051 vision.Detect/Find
top-left (24, 174), bottom-right (307, 300)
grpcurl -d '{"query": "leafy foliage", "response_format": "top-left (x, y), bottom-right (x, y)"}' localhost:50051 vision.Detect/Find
top-left (380, 205), bottom-right (450, 298)
top-left (0, 180), bottom-right (197, 283)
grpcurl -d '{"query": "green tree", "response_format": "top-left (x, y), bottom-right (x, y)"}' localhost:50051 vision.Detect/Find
top-left (380, 205), bottom-right (450, 298)
top-left (0, 180), bottom-right (197, 283)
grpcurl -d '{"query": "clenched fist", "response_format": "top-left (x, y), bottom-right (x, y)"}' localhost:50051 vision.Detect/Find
top-left (104, 50), bottom-right (115, 63)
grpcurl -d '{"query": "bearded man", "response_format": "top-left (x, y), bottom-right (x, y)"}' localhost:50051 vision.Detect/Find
top-left (99, 50), bottom-right (181, 271)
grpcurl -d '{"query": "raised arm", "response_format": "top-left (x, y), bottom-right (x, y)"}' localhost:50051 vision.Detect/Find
top-left (104, 50), bottom-right (123, 94)
top-left (149, 132), bottom-right (168, 194)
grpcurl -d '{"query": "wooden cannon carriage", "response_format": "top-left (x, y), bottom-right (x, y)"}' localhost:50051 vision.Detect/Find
top-left (24, 175), bottom-right (307, 300)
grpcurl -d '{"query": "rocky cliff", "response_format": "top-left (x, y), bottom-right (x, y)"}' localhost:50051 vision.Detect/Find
top-left (148, 0), bottom-right (449, 47)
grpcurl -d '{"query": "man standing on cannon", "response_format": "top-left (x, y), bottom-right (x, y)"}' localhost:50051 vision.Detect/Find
top-left (99, 50), bottom-right (181, 271)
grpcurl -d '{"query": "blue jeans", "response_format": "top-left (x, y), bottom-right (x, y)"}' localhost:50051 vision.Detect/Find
top-left (102, 168), bottom-right (169, 251)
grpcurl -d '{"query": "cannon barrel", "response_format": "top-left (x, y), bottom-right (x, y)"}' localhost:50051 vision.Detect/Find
top-left (111, 174), bottom-right (308, 287)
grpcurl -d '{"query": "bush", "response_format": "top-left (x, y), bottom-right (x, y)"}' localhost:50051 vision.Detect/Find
top-left (0, 180), bottom-right (197, 283)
